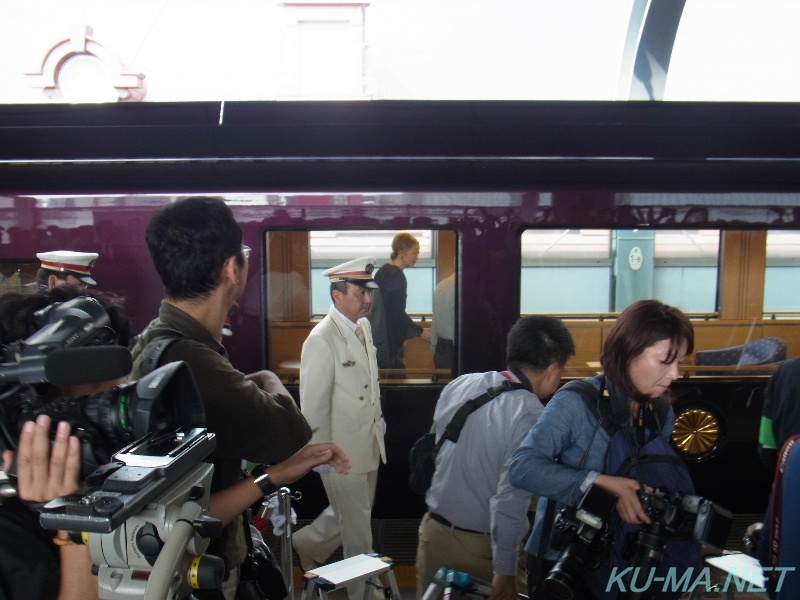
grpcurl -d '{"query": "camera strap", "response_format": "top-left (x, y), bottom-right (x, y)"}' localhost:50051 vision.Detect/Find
top-left (137, 328), bottom-right (186, 376)
top-left (536, 378), bottom-right (607, 560)
top-left (437, 372), bottom-right (523, 446)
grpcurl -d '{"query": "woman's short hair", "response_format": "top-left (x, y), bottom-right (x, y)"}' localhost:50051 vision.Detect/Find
top-left (390, 232), bottom-right (419, 260)
top-left (601, 299), bottom-right (694, 398)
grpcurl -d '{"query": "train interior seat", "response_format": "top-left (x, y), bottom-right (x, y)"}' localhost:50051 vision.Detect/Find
top-left (695, 336), bottom-right (787, 375)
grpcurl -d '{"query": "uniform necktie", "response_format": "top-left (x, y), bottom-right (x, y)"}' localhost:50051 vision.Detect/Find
top-left (355, 324), bottom-right (367, 351)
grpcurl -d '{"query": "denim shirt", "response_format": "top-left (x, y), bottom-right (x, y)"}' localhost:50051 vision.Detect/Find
top-left (508, 376), bottom-right (675, 559)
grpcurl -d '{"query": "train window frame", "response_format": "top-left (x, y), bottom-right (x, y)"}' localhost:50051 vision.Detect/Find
top-left (520, 228), bottom-right (720, 317)
top-left (764, 230), bottom-right (800, 317)
top-left (264, 228), bottom-right (457, 385)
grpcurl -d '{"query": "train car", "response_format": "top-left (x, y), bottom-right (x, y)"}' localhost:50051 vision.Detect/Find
top-left (2, 101), bottom-right (800, 567)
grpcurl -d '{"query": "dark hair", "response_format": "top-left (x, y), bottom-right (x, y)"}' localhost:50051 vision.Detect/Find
top-left (506, 315), bottom-right (575, 372)
top-left (0, 285), bottom-right (132, 349)
top-left (329, 281), bottom-right (372, 302)
top-left (35, 269), bottom-right (70, 286)
top-left (390, 232), bottom-right (418, 261)
top-left (329, 280), bottom-right (348, 301)
top-left (145, 196), bottom-right (243, 300)
top-left (601, 299), bottom-right (694, 398)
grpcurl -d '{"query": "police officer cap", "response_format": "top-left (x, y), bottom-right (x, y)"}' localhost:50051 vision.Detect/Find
top-left (323, 256), bottom-right (378, 288)
top-left (36, 250), bottom-right (99, 285)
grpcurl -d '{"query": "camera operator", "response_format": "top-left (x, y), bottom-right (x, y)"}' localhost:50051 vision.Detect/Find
top-left (0, 285), bottom-right (132, 600)
top-left (130, 196), bottom-right (316, 600)
top-left (1, 416), bottom-right (99, 600)
top-left (509, 300), bottom-right (694, 600)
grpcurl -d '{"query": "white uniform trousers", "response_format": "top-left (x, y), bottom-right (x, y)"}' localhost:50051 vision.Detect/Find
top-left (293, 469), bottom-right (378, 599)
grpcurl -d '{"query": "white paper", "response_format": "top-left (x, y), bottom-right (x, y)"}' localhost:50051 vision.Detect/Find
top-left (706, 553), bottom-right (767, 589)
top-left (306, 554), bottom-right (390, 586)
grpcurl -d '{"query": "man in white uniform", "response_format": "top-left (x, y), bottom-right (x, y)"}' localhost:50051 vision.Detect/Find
top-left (292, 256), bottom-right (386, 599)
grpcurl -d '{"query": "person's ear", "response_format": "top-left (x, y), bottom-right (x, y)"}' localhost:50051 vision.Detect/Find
top-left (222, 255), bottom-right (240, 283)
top-left (47, 274), bottom-right (59, 289)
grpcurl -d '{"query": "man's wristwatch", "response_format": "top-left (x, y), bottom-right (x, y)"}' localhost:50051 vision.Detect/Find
top-left (252, 464), bottom-right (278, 497)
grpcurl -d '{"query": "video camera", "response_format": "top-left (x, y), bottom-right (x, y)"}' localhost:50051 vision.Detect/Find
top-left (0, 296), bottom-right (226, 598)
top-left (0, 296), bottom-right (204, 485)
top-left (544, 485), bottom-right (619, 600)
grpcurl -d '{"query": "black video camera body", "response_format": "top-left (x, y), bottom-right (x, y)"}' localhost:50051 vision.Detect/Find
top-left (16, 360), bottom-right (207, 478)
top-left (1, 296), bottom-right (205, 492)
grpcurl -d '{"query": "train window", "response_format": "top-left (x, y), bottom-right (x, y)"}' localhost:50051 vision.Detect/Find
top-left (266, 229), bottom-right (456, 385)
top-left (520, 229), bottom-right (719, 315)
top-left (308, 230), bottom-right (435, 316)
top-left (764, 230), bottom-right (800, 317)
top-left (520, 229), bottom-right (612, 314)
top-left (653, 230), bottom-right (720, 313)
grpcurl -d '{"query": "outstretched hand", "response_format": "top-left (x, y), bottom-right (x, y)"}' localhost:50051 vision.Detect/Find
top-left (13, 414), bottom-right (82, 503)
top-left (270, 442), bottom-right (351, 487)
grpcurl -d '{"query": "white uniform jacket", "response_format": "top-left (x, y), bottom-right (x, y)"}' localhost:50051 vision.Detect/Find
top-left (300, 307), bottom-right (386, 473)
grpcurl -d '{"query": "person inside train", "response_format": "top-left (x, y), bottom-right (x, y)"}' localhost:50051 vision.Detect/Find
top-left (35, 250), bottom-right (99, 289)
top-left (369, 232), bottom-right (431, 368)
top-left (430, 271), bottom-right (455, 370)
top-left (415, 315), bottom-right (575, 600)
top-left (129, 196), bottom-right (349, 600)
top-left (0, 285), bottom-right (133, 600)
top-left (509, 299), bottom-right (695, 600)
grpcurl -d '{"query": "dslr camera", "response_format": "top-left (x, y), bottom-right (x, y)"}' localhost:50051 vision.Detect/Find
top-left (544, 484), bottom-right (619, 600)
top-left (624, 489), bottom-right (732, 581)
top-left (636, 488), bottom-right (732, 549)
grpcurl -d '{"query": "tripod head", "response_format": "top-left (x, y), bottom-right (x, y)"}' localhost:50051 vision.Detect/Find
top-left (41, 427), bottom-right (224, 599)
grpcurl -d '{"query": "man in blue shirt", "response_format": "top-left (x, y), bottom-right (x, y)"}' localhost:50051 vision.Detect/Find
top-left (415, 315), bottom-right (574, 599)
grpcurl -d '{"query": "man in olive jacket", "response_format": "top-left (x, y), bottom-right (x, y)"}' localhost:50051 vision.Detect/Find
top-left (130, 196), bottom-right (312, 599)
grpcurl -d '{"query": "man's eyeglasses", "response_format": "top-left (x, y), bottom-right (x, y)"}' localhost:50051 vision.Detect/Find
top-left (241, 244), bottom-right (251, 260)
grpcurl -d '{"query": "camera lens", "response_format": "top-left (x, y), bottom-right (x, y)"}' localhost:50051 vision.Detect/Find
top-left (544, 543), bottom-right (594, 600)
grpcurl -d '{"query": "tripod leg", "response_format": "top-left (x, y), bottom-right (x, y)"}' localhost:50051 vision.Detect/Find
top-left (421, 581), bottom-right (444, 600)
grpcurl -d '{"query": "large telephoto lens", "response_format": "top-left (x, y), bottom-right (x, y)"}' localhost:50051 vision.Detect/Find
top-left (544, 542), bottom-right (595, 600)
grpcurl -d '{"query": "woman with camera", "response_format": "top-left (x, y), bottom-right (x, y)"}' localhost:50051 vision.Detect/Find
top-left (508, 300), bottom-right (695, 600)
